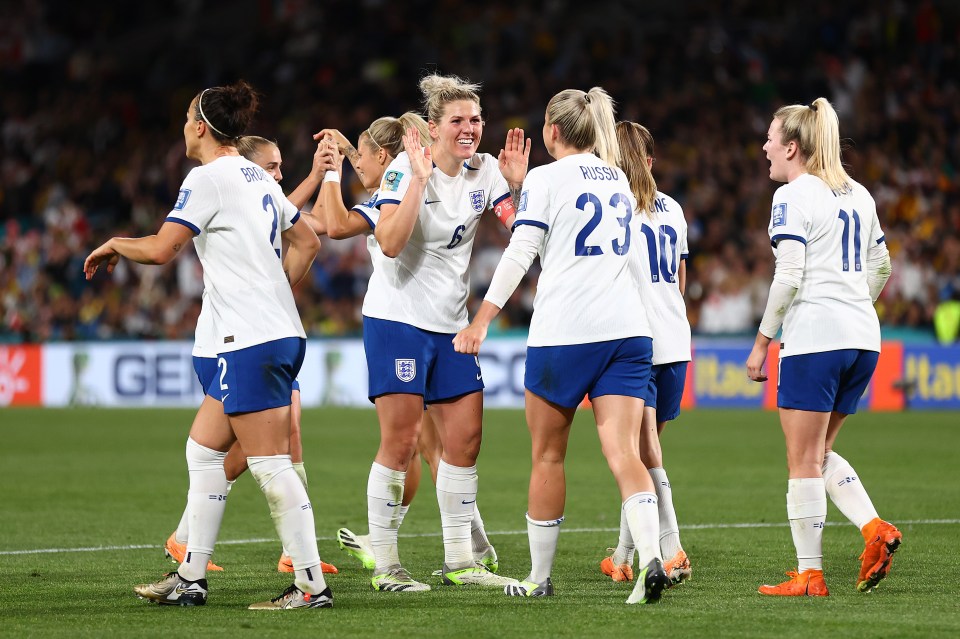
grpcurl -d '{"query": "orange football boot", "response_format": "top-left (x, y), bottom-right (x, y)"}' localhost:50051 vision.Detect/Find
top-left (758, 569), bottom-right (829, 596)
top-left (600, 549), bottom-right (634, 582)
top-left (277, 553), bottom-right (339, 574)
top-left (164, 532), bottom-right (223, 571)
top-left (663, 549), bottom-right (692, 587)
top-left (857, 518), bottom-right (902, 592)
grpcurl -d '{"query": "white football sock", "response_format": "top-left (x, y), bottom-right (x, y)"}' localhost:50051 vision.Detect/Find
top-left (526, 513), bottom-right (563, 584)
top-left (623, 492), bottom-right (661, 568)
top-left (398, 505), bottom-right (410, 527)
top-left (179, 437), bottom-right (228, 581)
top-left (822, 451), bottom-right (878, 530)
top-left (787, 478), bottom-right (827, 572)
top-left (436, 460), bottom-right (477, 568)
top-left (367, 462), bottom-right (405, 574)
top-left (174, 505), bottom-right (189, 545)
top-left (612, 508), bottom-right (635, 566)
top-left (650, 467), bottom-right (682, 558)
top-left (471, 505), bottom-right (492, 553)
top-left (248, 454), bottom-right (325, 594)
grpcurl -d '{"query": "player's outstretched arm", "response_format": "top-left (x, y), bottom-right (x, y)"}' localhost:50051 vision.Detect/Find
top-left (83, 222), bottom-right (195, 280)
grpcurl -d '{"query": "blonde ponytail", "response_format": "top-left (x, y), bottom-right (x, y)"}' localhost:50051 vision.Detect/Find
top-left (545, 87), bottom-right (620, 166)
top-left (774, 97), bottom-right (852, 193)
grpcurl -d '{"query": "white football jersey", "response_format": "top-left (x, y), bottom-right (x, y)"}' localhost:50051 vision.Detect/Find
top-left (516, 153), bottom-right (651, 347)
top-left (363, 152), bottom-right (511, 332)
top-left (636, 191), bottom-right (692, 364)
top-left (768, 174), bottom-right (884, 357)
top-left (167, 155), bottom-right (306, 354)
top-left (191, 289), bottom-right (217, 357)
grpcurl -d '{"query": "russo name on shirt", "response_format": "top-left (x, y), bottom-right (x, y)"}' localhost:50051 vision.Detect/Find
top-left (579, 166), bottom-right (620, 181)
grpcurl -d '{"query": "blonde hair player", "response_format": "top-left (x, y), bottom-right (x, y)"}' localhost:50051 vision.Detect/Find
top-left (454, 88), bottom-right (670, 604)
top-left (348, 74), bottom-right (529, 592)
top-left (309, 114), bottom-right (501, 576)
top-left (85, 81), bottom-right (330, 610)
top-left (162, 134), bottom-right (337, 577)
top-left (747, 98), bottom-right (899, 597)
top-left (599, 121), bottom-right (693, 588)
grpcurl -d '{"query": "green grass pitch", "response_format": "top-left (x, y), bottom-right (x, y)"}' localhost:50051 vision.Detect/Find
top-left (1, 408), bottom-right (958, 638)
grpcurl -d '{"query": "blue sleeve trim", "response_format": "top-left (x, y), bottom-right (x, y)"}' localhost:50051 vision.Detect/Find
top-left (376, 198), bottom-right (402, 210)
top-left (512, 219), bottom-right (549, 233)
top-left (876, 235), bottom-right (885, 245)
top-left (770, 233), bottom-right (807, 247)
top-left (166, 217), bottom-right (201, 235)
top-left (491, 192), bottom-right (511, 207)
top-left (680, 253), bottom-right (690, 260)
top-left (290, 211), bottom-right (301, 225)
top-left (353, 207), bottom-right (376, 230)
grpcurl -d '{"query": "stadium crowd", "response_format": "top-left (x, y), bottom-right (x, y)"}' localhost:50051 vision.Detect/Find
top-left (1, 0), bottom-right (958, 343)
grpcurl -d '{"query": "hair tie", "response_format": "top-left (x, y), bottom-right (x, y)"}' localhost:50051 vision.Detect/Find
top-left (365, 128), bottom-right (383, 150)
top-left (198, 89), bottom-right (232, 139)
top-left (584, 93), bottom-right (592, 105)
top-left (808, 102), bottom-right (818, 112)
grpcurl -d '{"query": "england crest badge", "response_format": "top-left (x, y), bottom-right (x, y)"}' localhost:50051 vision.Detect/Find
top-left (469, 190), bottom-right (485, 212)
top-left (395, 359), bottom-right (416, 382)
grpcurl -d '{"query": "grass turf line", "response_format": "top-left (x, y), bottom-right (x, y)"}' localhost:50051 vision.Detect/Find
top-left (1, 408), bottom-right (957, 638)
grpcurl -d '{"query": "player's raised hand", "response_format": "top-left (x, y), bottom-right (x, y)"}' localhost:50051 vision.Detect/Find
top-left (498, 127), bottom-right (531, 184)
top-left (313, 128), bottom-right (351, 152)
top-left (403, 127), bottom-right (432, 182)
top-left (318, 138), bottom-right (342, 175)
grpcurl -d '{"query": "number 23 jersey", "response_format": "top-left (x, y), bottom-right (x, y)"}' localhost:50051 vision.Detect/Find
top-left (768, 174), bottom-right (884, 356)
top-left (516, 153), bottom-right (651, 347)
top-left (364, 151), bottom-right (511, 333)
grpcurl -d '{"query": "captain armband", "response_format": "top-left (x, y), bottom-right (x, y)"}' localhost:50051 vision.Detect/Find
top-left (493, 197), bottom-right (516, 229)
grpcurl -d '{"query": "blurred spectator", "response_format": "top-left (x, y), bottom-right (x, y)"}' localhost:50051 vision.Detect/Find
top-left (1, 0), bottom-right (958, 342)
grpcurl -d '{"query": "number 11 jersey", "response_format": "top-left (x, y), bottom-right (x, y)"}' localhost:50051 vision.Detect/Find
top-left (768, 173), bottom-right (885, 357)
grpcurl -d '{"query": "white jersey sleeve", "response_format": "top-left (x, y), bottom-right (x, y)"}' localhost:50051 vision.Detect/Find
top-left (351, 193), bottom-right (380, 230)
top-left (513, 169), bottom-right (550, 234)
top-left (770, 175), bottom-right (882, 356)
top-left (168, 171), bottom-right (221, 234)
top-left (375, 156), bottom-right (413, 208)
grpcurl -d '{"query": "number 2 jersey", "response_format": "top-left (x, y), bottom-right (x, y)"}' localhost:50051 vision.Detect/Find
top-left (515, 152), bottom-right (651, 347)
top-left (768, 173), bottom-right (884, 357)
top-left (166, 155), bottom-right (306, 354)
top-left (635, 191), bottom-right (691, 365)
top-left (363, 151), bottom-right (512, 333)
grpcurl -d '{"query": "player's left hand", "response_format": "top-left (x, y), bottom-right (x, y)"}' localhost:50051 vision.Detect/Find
top-left (498, 127), bottom-right (531, 185)
top-left (83, 240), bottom-right (120, 280)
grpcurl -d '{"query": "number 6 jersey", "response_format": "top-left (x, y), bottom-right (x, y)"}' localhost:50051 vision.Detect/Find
top-left (767, 173), bottom-right (885, 356)
top-left (364, 151), bottom-right (511, 333)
